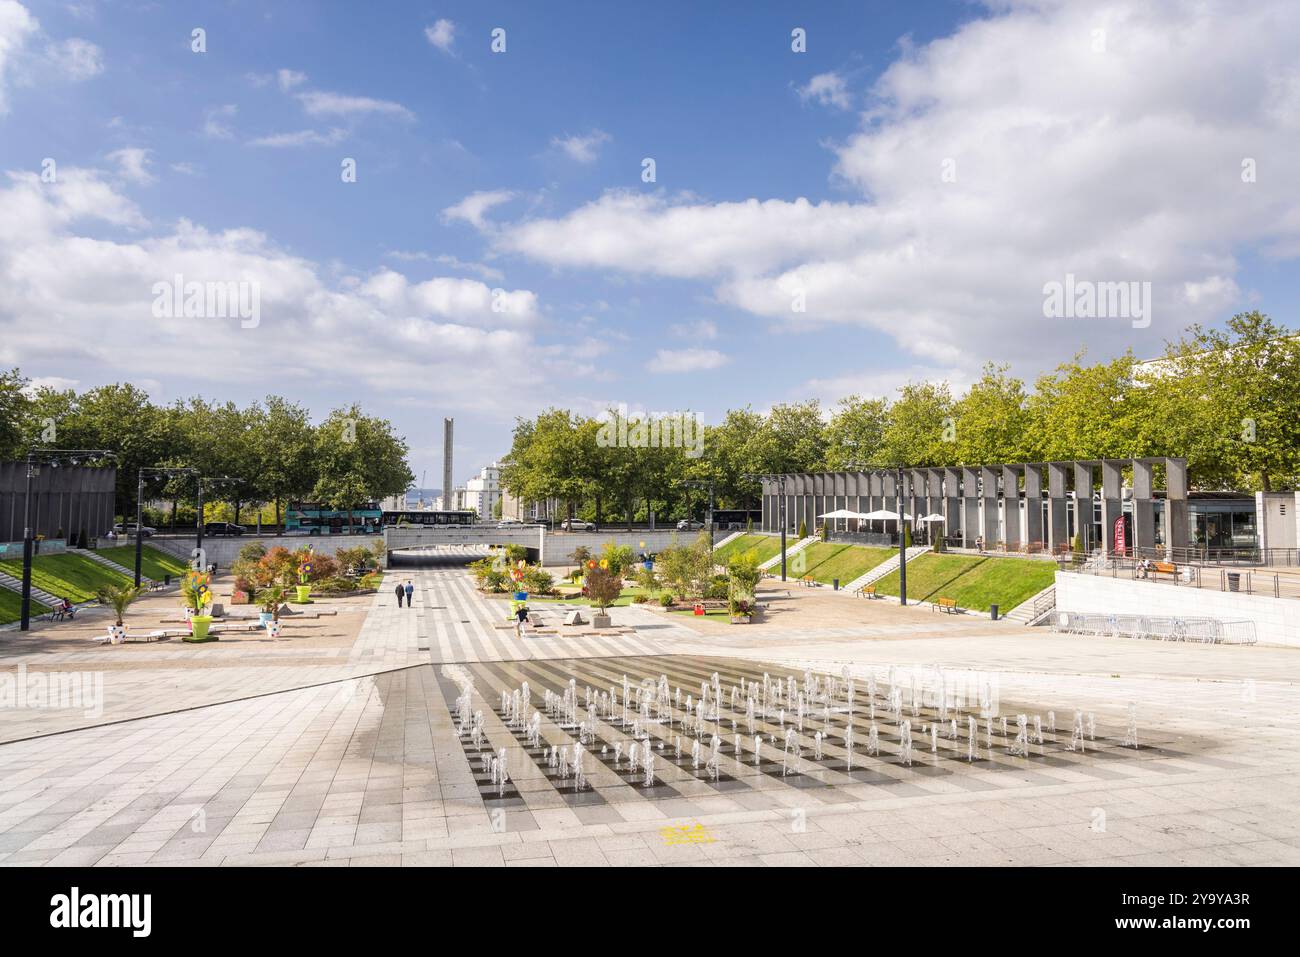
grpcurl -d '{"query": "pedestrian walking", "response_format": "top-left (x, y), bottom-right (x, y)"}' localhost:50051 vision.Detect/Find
top-left (514, 603), bottom-right (529, 639)
top-left (394, 582), bottom-right (405, 607)
top-left (404, 580), bottom-right (414, 608)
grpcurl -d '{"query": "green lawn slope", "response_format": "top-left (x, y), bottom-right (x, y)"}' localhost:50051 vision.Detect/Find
top-left (0, 587), bottom-right (50, 624)
top-left (798, 543), bottom-right (895, 585)
top-left (871, 554), bottom-right (1055, 612)
top-left (0, 552), bottom-right (132, 604)
top-left (712, 533), bottom-right (782, 565)
top-left (96, 545), bottom-right (190, 582)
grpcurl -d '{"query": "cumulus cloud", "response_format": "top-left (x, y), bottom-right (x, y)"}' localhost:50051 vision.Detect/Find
top-left (247, 127), bottom-right (347, 148)
top-left (425, 19), bottom-right (455, 54)
top-left (0, 2), bottom-right (40, 112)
top-left (44, 35), bottom-right (101, 80)
top-left (494, 0), bottom-right (1300, 375)
top-left (0, 165), bottom-right (548, 410)
top-left (550, 129), bottom-right (611, 164)
top-left (106, 147), bottom-right (154, 184)
top-left (668, 319), bottom-right (718, 340)
top-left (296, 89), bottom-right (413, 120)
top-left (646, 348), bottom-right (730, 373)
top-left (442, 190), bottom-right (516, 230)
top-left (797, 71), bottom-right (851, 110)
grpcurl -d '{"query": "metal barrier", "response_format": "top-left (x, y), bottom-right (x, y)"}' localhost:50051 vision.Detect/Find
top-left (1052, 610), bottom-right (1257, 645)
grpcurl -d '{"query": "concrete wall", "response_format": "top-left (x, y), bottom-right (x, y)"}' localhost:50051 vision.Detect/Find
top-left (0, 462), bottom-right (116, 542)
top-left (541, 529), bottom-right (696, 566)
top-left (1055, 570), bottom-right (1300, 647)
top-left (136, 534), bottom-right (385, 568)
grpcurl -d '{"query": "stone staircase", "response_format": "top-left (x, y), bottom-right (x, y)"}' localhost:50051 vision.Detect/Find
top-left (711, 530), bottom-right (746, 552)
top-left (1002, 583), bottom-right (1056, 626)
top-left (759, 536), bottom-right (818, 571)
top-left (0, 570), bottom-right (61, 607)
top-left (71, 547), bottom-right (157, 585)
top-left (841, 546), bottom-right (932, 593)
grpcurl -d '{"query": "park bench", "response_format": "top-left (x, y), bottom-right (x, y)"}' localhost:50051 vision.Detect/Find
top-left (47, 604), bottom-right (77, 622)
top-left (855, 584), bottom-right (879, 599)
top-left (1153, 560), bottom-right (1177, 576)
top-left (933, 597), bottom-right (961, 614)
top-left (799, 575), bottom-right (819, 587)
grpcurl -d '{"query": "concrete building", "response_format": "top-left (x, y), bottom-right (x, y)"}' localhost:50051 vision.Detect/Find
top-left (0, 462), bottom-right (117, 546)
top-left (463, 463), bottom-right (501, 520)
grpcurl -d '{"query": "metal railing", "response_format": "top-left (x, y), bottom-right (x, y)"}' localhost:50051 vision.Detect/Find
top-left (1061, 556), bottom-right (1300, 599)
top-left (1052, 610), bottom-right (1257, 645)
top-left (1133, 545), bottom-right (1300, 567)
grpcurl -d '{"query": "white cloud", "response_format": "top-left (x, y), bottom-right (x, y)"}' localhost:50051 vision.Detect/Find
top-left (202, 104), bottom-right (237, 140)
top-left (106, 147), bottom-right (153, 184)
top-left (442, 190), bottom-right (516, 230)
top-left (646, 348), bottom-right (730, 374)
top-left (424, 19), bottom-right (455, 54)
top-left (497, 0), bottom-right (1300, 375)
top-left (296, 89), bottom-right (413, 120)
top-left (550, 129), bottom-right (611, 164)
top-left (797, 71), bottom-right (851, 110)
top-left (0, 0), bottom-right (38, 112)
top-left (248, 127), bottom-right (347, 148)
top-left (0, 164), bottom-right (553, 413)
top-left (44, 35), bottom-right (100, 80)
top-left (668, 319), bottom-right (718, 340)
top-left (277, 68), bottom-right (306, 92)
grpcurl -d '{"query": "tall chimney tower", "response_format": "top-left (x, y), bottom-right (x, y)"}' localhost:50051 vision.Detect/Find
top-left (442, 418), bottom-right (454, 510)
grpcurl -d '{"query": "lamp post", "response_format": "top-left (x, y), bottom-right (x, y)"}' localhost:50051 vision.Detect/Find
top-left (848, 462), bottom-right (909, 606)
top-left (681, 479), bottom-right (716, 554)
top-left (136, 467), bottom-right (198, 586)
top-left (20, 449), bottom-right (116, 631)
top-left (744, 472), bottom-right (788, 581)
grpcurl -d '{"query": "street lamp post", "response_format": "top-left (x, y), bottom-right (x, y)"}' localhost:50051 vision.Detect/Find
top-left (847, 462), bottom-right (909, 606)
top-left (20, 448), bottom-right (116, 631)
top-left (744, 473), bottom-right (788, 581)
top-left (135, 468), bottom-right (198, 586)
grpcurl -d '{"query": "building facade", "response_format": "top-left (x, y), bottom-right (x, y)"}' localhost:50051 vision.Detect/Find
top-left (463, 463), bottom-right (501, 520)
top-left (0, 462), bottom-right (117, 545)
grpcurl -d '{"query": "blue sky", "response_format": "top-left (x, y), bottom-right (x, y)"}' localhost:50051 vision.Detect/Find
top-left (2, 0), bottom-right (1298, 488)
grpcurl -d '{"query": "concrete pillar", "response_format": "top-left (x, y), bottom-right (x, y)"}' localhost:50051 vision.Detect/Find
top-left (1024, 463), bottom-right (1044, 552)
top-left (1002, 465), bottom-right (1022, 548)
top-left (980, 467), bottom-right (999, 546)
top-left (1046, 463), bottom-right (1069, 555)
top-left (1132, 459), bottom-right (1157, 559)
top-left (1166, 457), bottom-right (1189, 559)
top-left (961, 467), bottom-right (980, 548)
top-left (1074, 462), bottom-right (1096, 554)
top-left (1100, 459), bottom-right (1124, 557)
top-left (941, 468), bottom-right (961, 545)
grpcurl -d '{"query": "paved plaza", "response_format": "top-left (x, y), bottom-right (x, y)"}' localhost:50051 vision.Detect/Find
top-left (1, 568), bottom-right (1298, 867)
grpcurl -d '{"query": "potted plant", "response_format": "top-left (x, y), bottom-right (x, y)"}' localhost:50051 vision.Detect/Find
top-left (96, 582), bottom-right (144, 644)
top-left (728, 596), bottom-right (753, 624)
top-left (182, 570), bottom-right (216, 642)
top-left (294, 547), bottom-right (314, 603)
top-left (584, 566), bottom-right (622, 629)
top-left (256, 584), bottom-right (286, 627)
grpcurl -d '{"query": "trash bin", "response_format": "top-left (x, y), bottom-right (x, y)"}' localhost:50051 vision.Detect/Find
top-left (990, 604), bottom-right (999, 620)
top-left (1227, 572), bottom-right (1240, 592)
top-left (833, 578), bottom-right (840, 591)
top-left (163, 574), bottom-right (171, 586)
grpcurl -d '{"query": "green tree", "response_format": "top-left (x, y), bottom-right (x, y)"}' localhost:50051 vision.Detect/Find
top-left (0, 368), bottom-right (31, 459)
top-left (952, 363), bottom-right (1031, 464)
top-left (311, 406), bottom-right (414, 530)
top-left (256, 395), bottom-right (317, 530)
top-left (879, 382), bottom-right (954, 466)
top-left (824, 395), bottom-right (889, 468)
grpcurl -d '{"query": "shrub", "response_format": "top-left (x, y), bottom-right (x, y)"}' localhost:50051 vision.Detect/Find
top-left (658, 532), bottom-right (713, 599)
top-left (798, 520), bottom-right (807, 538)
top-left (632, 594), bottom-right (650, 604)
top-left (570, 545), bottom-right (592, 566)
top-left (584, 566), bottom-right (623, 610)
top-left (727, 553), bottom-right (762, 595)
top-left (659, 592), bottom-right (675, 608)
top-left (237, 541), bottom-right (268, 565)
top-left (600, 541), bottom-right (634, 576)
top-left (633, 564), bottom-right (659, 593)
top-left (705, 574), bottom-right (730, 600)
top-left (521, 566), bottom-right (554, 596)
top-left (504, 543), bottom-right (529, 564)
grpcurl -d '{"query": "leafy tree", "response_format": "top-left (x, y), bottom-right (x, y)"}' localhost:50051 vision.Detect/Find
top-left (311, 406), bottom-right (414, 530)
top-left (0, 368), bottom-right (31, 460)
top-left (824, 395), bottom-right (890, 468)
top-left (952, 364), bottom-right (1031, 465)
top-left (256, 396), bottom-right (316, 530)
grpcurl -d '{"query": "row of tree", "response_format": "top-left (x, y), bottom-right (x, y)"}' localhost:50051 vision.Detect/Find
top-left (501, 312), bottom-right (1300, 524)
top-left (0, 378), bottom-right (414, 526)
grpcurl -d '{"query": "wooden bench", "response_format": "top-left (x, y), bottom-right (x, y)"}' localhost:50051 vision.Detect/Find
top-left (799, 575), bottom-right (820, 587)
top-left (933, 597), bottom-right (960, 614)
top-left (855, 585), bottom-right (879, 599)
top-left (1153, 561), bottom-right (1177, 576)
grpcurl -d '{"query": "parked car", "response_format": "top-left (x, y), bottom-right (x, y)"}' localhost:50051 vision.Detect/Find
top-left (204, 522), bottom-right (245, 536)
top-left (112, 522), bottom-right (156, 538)
top-left (496, 518), bottom-right (521, 527)
top-left (676, 519), bottom-right (704, 530)
top-left (560, 518), bottom-right (594, 531)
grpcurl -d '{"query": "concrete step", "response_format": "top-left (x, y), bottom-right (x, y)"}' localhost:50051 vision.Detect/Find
top-left (71, 548), bottom-right (156, 584)
top-left (0, 570), bottom-right (61, 607)
top-left (1003, 583), bottom-right (1056, 625)
top-left (758, 537), bottom-right (818, 571)
top-left (842, 546), bottom-right (932, 593)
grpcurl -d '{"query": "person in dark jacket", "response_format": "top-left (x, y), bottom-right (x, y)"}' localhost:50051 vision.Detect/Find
top-left (394, 582), bottom-right (405, 607)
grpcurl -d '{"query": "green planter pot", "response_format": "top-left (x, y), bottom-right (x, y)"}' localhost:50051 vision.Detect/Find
top-left (186, 614), bottom-right (216, 643)
top-left (295, 585), bottom-right (312, 603)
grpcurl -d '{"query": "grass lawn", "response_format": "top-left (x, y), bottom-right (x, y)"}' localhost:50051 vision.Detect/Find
top-left (713, 533), bottom-right (782, 565)
top-left (0, 588), bottom-right (50, 624)
top-left (526, 585), bottom-right (651, 608)
top-left (0, 552), bottom-right (132, 604)
top-left (97, 545), bottom-right (190, 582)
top-left (871, 553), bottom-right (1056, 612)
top-left (797, 542), bottom-right (894, 585)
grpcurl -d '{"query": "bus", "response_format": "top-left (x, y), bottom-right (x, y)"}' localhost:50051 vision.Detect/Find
top-left (381, 510), bottom-right (476, 527)
top-left (285, 502), bottom-right (383, 535)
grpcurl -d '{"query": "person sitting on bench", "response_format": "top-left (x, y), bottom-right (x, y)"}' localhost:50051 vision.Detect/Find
top-left (52, 597), bottom-right (75, 621)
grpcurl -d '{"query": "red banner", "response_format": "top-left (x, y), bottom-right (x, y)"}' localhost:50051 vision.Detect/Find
top-left (1113, 516), bottom-right (1127, 556)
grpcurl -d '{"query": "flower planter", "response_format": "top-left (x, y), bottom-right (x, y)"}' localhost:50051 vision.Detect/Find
top-left (265, 620), bottom-right (282, 639)
top-left (729, 615), bottom-right (752, 625)
top-left (186, 614), bottom-right (216, 643)
top-left (591, 611), bottom-right (612, 629)
top-left (295, 585), bottom-right (312, 603)
top-left (258, 611), bottom-right (273, 626)
top-left (107, 624), bottom-right (127, 644)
